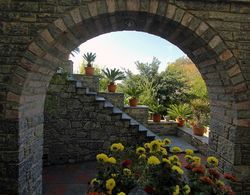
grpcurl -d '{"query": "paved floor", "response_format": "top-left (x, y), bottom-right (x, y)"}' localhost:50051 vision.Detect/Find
top-left (43, 161), bottom-right (98, 195)
top-left (42, 137), bottom-right (205, 195)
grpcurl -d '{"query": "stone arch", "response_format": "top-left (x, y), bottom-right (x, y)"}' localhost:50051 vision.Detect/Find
top-left (1, 0), bottom-right (249, 194)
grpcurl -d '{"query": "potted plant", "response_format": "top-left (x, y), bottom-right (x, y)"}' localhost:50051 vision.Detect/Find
top-left (190, 99), bottom-right (210, 136)
top-left (167, 104), bottom-right (192, 127)
top-left (102, 68), bottom-right (126, 92)
top-left (123, 85), bottom-right (142, 107)
top-left (150, 103), bottom-right (165, 122)
top-left (83, 52), bottom-right (96, 76)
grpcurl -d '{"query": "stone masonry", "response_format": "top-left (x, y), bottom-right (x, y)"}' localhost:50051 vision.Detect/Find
top-left (44, 74), bottom-right (153, 165)
top-left (0, 0), bottom-right (250, 194)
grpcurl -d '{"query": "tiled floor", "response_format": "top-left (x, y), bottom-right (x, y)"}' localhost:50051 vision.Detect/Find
top-left (43, 161), bottom-right (98, 195)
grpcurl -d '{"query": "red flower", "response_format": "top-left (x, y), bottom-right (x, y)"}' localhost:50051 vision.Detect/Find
top-left (185, 164), bottom-right (193, 170)
top-left (192, 165), bottom-right (205, 175)
top-left (144, 186), bottom-right (155, 193)
top-left (224, 185), bottom-right (234, 195)
top-left (208, 168), bottom-right (220, 179)
top-left (122, 159), bottom-right (132, 168)
top-left (88, 192), bottom-right (99, 195)
top-left (224, 173), bottom-right (237, 182)
top-left (200, 176), bottom-right (214, 185)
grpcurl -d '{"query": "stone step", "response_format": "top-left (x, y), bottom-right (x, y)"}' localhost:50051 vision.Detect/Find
top-left (95, 96), bottom-right (106, 102)
top-left (112, 107), bottom-right (123, 114)
top-left (104, 101), bottom-right (114, 108)
top-left (121, 113), bottom-right (131, 120)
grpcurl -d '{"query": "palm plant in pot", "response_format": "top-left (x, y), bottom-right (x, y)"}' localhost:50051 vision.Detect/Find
top-left (83, 52), bottom-right (96, 76)
top-left (123, 84), bottom-right (143, 107)
top-left (167, 104), bottom-right (192, 127)
top-left (102, 68), bottom-right (126, 92)
top-left (190, 99), bottom-right (210, 136)
top-left (149, 103), bottom-right (165, 122)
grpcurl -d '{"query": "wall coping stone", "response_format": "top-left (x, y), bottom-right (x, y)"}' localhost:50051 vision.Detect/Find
top-left (124, 105), bottom-right (149, 109)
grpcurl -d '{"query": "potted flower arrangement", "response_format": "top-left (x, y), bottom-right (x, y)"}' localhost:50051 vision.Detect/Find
top-left (83, 52), bottom-right (96, 76)
top-left (123, 84), bottom-right (142, 107)
top-left (149, 103), bottom-right (165, 122)
top-left (167, 104), bottom-right (192, 127)
top-left (102, 68), bottom-right (126, 92)
top-left (190, 99), bottom-right (210, 136)
top-left (88, 138), bottom-right (236, 195)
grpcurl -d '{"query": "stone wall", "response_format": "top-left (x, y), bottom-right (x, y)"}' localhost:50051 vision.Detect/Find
top-left (0, 0), bottom-right (250, 194)
top-left (147, 121), bottom-right (179, 136)
top-left (98, 92), bottom-right (124, 109)
top-left (44, 75), bottom-right (149, 165)
top-left (123, 105), bottom-right (149, 126)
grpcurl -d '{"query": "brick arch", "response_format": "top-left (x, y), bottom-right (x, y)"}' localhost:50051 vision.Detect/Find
top-left (2, 0), bottom-right (249, 194)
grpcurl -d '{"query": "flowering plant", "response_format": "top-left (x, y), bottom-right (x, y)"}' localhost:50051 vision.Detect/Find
top-left (184, 154), bottom-right (236, 195)
top-left (88, 138), bottom-right (235, 195)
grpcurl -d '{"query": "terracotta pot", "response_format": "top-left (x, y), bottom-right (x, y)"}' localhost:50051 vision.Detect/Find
top-left (85, 67), bottom-right (94, 76)
top-left (153, 114), bottom-right (161, 122)
top-left (192, 125), bottom-right (205, 136)
top-left (176, 117), bottom-right (185, 127)
top-left (107, 83), bottom-right (117, 92)
top-left (129, 98), bottom-right (138, 107)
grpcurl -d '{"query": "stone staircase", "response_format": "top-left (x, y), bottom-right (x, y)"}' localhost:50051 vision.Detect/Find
top-left (43, 74), bottom-right (158, 165)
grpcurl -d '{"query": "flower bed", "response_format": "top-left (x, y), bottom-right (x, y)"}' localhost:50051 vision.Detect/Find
top-left (88, 138), bottom-right (236, 195)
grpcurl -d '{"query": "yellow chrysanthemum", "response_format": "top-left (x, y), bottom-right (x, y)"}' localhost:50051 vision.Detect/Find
top-left (192, 156), bottom-right (201, 165)
top-left (149, 140), bottom-right (161, 153)
top-left (169, 155), bottom-right (179, 163)
top-left (106, 178), bottom-right (116, 191)
top-left (207, 156), bottom-right (219, 166)
top-left (183, 184), bottom-right (191, 194)
top-left (184, 155), bottom-right (193, 161)
top-left (162, 158), bottom-right (171, 165)
top-left (139, 154), bottom-right (146, 159)
top-left (160, 147), bottom-right (168, 156)
top-left (111, 173), bottom-right (117, 178)
top-left (171, 146), bottom-right (182, 153)
top-left (96, 153), bottom-right (108, 162)
top-left (144, 143), bottom-right (150, 149)
top-left (136, 147), bottom-right (146, 155)
top-left (90, 178), bottom-right (100, 185)
top-left (117, 192), bottom-right (126, 195)
top-left (163, 138), bottom-right (171, 146)
top-left (147, 155), bottom-right (161, 165)
top-left (107, 157), bottom-right (116, 164)
top-left (123, 168), bottom-right (132, 176)
top-left (173, 161), bottom-right (182, 167)
top-left (185, 149), bottom-right (194, 155)
top-left (173, 185), bottom-right (180, 195)
top-left (110, 143), bottom-right (124, 152)
top-left (172, 165), bottom-right (184, 175)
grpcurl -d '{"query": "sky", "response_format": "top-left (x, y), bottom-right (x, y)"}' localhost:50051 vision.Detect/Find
top-left (69, 31), bottom-right (186, 74)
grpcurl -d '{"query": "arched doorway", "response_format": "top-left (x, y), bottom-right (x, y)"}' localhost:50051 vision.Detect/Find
top-left (1, 1), bottom-right (249, 194)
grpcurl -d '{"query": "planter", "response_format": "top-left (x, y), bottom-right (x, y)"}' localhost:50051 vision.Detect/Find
top-left (107, 83), bottom-right (117, 92)
top-left (152, 114), bottom-right (161, 122)
top-left (85, 67), bottom-right (94, 76)
top-left (192, 125), bottom-right (205, 136)
top-left (129, 98), bottom-right (138, 107)
top-left (176, 117), bottom-right (185, 127)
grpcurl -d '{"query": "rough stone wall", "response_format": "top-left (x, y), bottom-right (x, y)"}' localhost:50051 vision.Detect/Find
top-left (0, 0), bottom-right (249, 194)
top-left (72, 74), bottom-right (99, 92)
top-left (98, 92), bottom-right (124, 109)
top-left (44, 74), bottom-right (149, 165)
top-left (123, 105), bottom-right (149, 126)
top-left (147, 121), bottom-right (178, 136)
